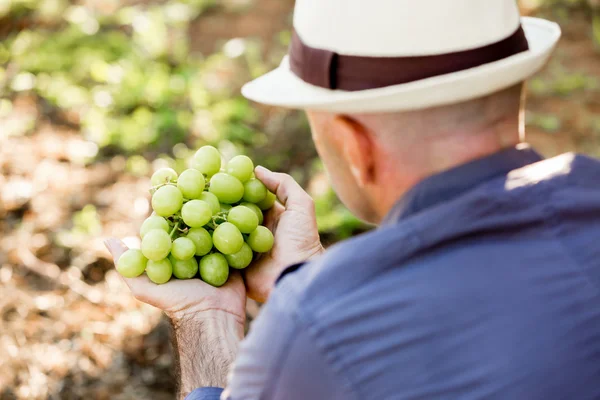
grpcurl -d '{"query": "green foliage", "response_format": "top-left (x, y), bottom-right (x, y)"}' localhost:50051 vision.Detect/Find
top-left (593, 11), bottom-right (600, 48)
top-left (315, 189), bottom-right (365, 239)
top-left (527, 112), bottom-right (562, 133)
top-left (1, 0), bottom-right (365, 240)
top-left (1, 0), bottom-right (255, 152)
top-left (72, 204), bottom-right (102, 236)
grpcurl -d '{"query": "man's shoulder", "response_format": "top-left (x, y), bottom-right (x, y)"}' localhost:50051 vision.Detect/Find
top-left (272, 152), bottom-right (600, 319)
top-left (260, 152), bottom-right (600, 400)
top-left (273, 223), bottom-right (420, 314)
top-left (504, 152), bottom-right (600, 190)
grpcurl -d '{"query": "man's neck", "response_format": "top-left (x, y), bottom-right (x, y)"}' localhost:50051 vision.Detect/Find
top-left (372, 129), bottom-right (521, 223)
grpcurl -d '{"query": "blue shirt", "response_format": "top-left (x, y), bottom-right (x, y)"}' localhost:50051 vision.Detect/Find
top-left (187, 146), bottom-right (600, 400)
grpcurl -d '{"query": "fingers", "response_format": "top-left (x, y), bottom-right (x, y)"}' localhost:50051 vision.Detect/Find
top-left (104, 237), bottom-right (129, 262)
top-left (119, 274), bottom-right (168, 307)
top-left (255, 166), bottom-right (314, 211)
top-left (104, 237), bottom-right (157, 300)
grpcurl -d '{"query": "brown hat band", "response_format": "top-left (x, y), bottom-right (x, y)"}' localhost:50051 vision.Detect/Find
top-left (289, 26), bottom-right (530, 91)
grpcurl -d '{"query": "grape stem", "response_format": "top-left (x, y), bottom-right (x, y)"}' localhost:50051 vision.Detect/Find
top-left (149, 181), bottom-right (178, 194)
top-left (206, 220), bottom-right (217, 230)
top-left (170, 221), bottom-right (181, 238)
top-left (210, 213), bottom-right (227, 226)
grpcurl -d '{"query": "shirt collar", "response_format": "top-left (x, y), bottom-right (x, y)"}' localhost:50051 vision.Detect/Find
top-left (382, 145), bottom-right (544, 225)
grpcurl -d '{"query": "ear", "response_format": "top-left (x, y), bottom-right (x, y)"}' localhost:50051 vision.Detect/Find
top-left (332, 116), bottom-right (375, 187)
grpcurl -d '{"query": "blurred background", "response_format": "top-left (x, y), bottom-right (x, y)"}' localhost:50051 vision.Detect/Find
top-left (0, 0), bottom-right (599, 398)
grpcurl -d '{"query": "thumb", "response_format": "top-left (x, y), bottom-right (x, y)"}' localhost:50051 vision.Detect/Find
top-left (104, 237), bottom-right (129, 263)
top-left (254, 166), bottom-right (314, 211)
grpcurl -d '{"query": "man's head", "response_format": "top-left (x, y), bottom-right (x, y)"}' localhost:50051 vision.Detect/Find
top-left (307, 84), bottom-right (525, 224)
top-left (241, 0), bottom-right (559, 223)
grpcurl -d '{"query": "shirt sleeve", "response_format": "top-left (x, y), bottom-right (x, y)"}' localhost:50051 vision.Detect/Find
top-left (222, 290), bottom-right (354, 400)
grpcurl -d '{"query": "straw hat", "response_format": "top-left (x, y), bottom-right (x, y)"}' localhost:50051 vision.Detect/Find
top-left (242, 0), bottom-right (561, 113)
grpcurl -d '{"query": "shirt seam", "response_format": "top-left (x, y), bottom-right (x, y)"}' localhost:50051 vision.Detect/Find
top-left (293, 225), bottom-right (422, 400)
top-left (255, 299), bottom-right (359, 400)
top-left (257, 318), bottom-right (300, 400)
top-left (544, 176), bottom-right (600, 298)
top-left (293, 310), bottom-right (362, 400)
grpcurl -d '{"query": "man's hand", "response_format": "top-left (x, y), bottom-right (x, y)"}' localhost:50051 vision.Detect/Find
top-left (103, 166), bottom-right (322, 395)
top-left (104, 239), bottom-right (246, 398)
top-left (245, 166), bottom-right (324, 302)
top-left (105, 238), bottom-right (246, 325)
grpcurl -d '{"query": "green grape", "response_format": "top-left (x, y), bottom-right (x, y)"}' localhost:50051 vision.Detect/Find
top-left (152, 185), bottom-right (183, 217)
top-left (117, 249), bottom-right (147, 278)
top-left (181, 200), bottom-right (212, 228)
top-left (256, 191), bottom-right (276, 211)
top-left (146, 258), bottom-right (172, 284)
top-left (209, 173), bottom-right (244, 204)
top-left (220, 203), bottom-right (232, 214)
top-left (192, 146), bottom-right (221, 177)
top-left (151, 168), bottom-right (178, 187)
top-left (199, 253), bottom-right (229, 287)
top-left (212, 222), bottom-right (244, 254)
top-left (177, 169), bottom-right (205, 199)
top-left (198, 192), bottom-right (220, 215)
top-left (242, 179), bottom-right (267, 203)
top-left (226, 155), bottom-right (254, 183)
top-left (171, 237), bottom-right (196, 260)
top-left (186, 227), bottom-right (213, 256)
top-left (170, 255), bottom-right (199, 279)
top-left (227, 206), bottom-right (258, 234)
top-left (240, 202), bottom-right (264, 224)
top-left (225, 243), bottom-right (253, 270)
top-left (247, 226), bottom-right (274, 253)
top-left (141, 229), bottom-right (172, 261)
top-left (140, 216), bottom-right (169, 238)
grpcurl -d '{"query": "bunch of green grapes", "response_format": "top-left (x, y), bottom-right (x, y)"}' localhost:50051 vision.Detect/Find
top-left (116, 146), bottom-right (276, 287)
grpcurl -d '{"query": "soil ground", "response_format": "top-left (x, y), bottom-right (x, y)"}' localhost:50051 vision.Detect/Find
top-left (0, 2), bottom-right (598, 399)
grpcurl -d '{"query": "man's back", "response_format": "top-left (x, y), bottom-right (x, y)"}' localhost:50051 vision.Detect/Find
top-left (227, 148), bottom-right (600, 399)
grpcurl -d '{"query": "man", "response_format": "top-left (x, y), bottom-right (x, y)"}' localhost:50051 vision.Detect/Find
top-left (106, 0), bottom-right (600, 399)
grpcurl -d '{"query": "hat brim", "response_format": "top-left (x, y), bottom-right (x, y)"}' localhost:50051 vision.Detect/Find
top-left (241, 17), bottom-right (561, 113)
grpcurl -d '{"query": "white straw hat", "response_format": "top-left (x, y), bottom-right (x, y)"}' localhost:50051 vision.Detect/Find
top-left (241, 0), bottom-right (561, 113)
